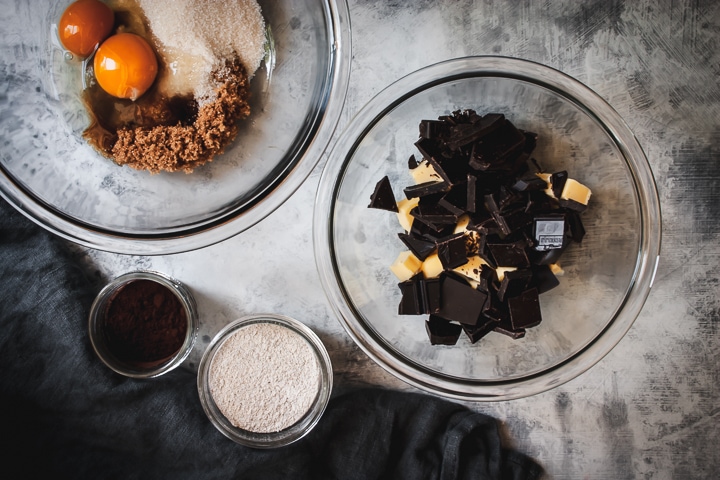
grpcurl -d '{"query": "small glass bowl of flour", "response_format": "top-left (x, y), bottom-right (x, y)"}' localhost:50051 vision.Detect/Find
top-left (197, 314), bottom-right (333, 447)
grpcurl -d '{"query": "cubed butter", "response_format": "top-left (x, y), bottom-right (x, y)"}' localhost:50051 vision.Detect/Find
top-left (390, 251), bottom-right (422, 281)
top-left (410, 159), bottom-right (443, 184)
top-left (396, 197), bottom-right (420, 232)
top-left (495, 266), bottom-right (517, 282)
top-left (560, 178), bottom-right (592, 205)
top-left (549, 263), bottom-right (565, 276)
top-left (421, 252), bottom-right (444, 279)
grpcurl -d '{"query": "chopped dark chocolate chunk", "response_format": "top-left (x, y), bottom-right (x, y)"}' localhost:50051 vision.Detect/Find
top-left (566, 210), bottom-right (586, 243)
top-left (437, 233), bottom-right (468, 270)
top-left (529, 239), bottom-right (568, 265)
top-left (497, 268), bottom-right (533, 302)
top-left (398, 274), bottom-right (442, 315)
top-left (462, 316), bottom-right (498, 344)
top-left (410, 204), bottom-right (458, 231)
top-left (398, 232), bottom-right (436, 261)
top-left (493, 317), bottom-right (526, 339)
top-left (488, 242), bottom-right (530, 268)
top-left (435, 274), bottom-right (487, 326)
top-left (558, 197), bottom-right (589, 212)
top-left (408, 154), bottom-right (420, 170)
top-left (512, 172), bottom-right (548, 192)
top-left (425, 277), bottom-right (442, 314)
top-left (404, 180), bottom-right (450, 199)
top-left (425, 315), bottom-right (462, 346)
top-left (398, 275), bottom-right (424, 315)
top-left (529, 264), bottom-right (560, 294)
top-left (368, 175), bottom-right (398, 212)
top-left (466, 174), bottom-right (477, 213)
top-left (477, 265), bottom-right (495, 293)
top-left (550, 171), bottom-right (568, 199)
top-left (508, 288), bottom-right (542, 330)
top-left (468, 119), bottom-right (526, 171)
top-left (438, 183), bottom-right (469, 216)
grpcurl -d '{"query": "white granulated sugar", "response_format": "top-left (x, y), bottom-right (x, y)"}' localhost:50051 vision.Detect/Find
top-left (208, 323), bottom-right (321, 433)
top-left (138, 0), bottom-right (266, 97)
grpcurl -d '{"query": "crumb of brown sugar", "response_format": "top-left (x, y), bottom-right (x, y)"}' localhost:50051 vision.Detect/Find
top-left (112, 58), bottom-right (251, 174)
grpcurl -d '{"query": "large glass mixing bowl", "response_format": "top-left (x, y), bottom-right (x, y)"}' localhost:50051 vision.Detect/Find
top-left (314, 56), bottom-right (661, 401)
top-left (0, 0), bottom-right (350, 254)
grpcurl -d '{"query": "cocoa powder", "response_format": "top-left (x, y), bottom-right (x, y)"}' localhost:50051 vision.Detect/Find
top-left (103, 279), bottom-right (188, 365)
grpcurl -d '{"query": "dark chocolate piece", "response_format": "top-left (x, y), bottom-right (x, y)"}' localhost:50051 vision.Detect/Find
top-left (435, 274), bottom-right (488, 326)
top-left (550, 171), bottom-right (568, 199)
top-left (497, 268), bottom-right (533, 302)
top-left (508, 288), bottom-right (542, 330)
top-left (558, 197), bottom-right (589, 213)
top-left (437, 233), bottom-right (468, 270)
top-left (398, 276), bottom-right (424, 315)
top-left (462, 316), bottom-right (497, 344)
top-left (410, 218), bottom-right (455, 241)
top-left (404, 180), bottom-right (450, 199)
top-left (477, 265), bottom-right (495, 293)
top-left (493, 317), bottom-right (526, 339)
top-left (410, 204), bottom-right (458, 231)
top-left (566, 210), bottom-right (586, 243)
top-left (368, 175), bottom-right (398, 212)
top-left (438, 183), bottom-right (468, 216)
top-left (466, 174), bottom-right (477, 213)
top-left (468, 119), bottom-right (526, 171)
top-left (425, 315), bottom-right (462, 346)
top-left (425, 277), bottom-right (442, 314)
top-left (530, 239), bottom-right (568, 265)
top-left (512, 172), bottom-right (547, 192)
top-left (529, 264), bottom-right (560, 294)
top-left (398, 232), bottom-right (436, 261)
top-left (446, 113), bottom-right (506, 151)
top-left (408, 154), bottom-right (420, 170)
top-left (488, 242), bottom-right (530, 268)
top-left (533, 214), bottom-right (566, 251)
top-left (398, 275), bottom-right (442, 315)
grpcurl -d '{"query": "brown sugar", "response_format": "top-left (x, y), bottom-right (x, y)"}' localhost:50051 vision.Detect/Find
top-left (110, 57), bottom-right (251, 173)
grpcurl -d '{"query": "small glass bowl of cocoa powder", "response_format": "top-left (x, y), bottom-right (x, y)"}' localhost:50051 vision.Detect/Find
top-left (88, 271), bottom-right (198, 378)
top-left (197, 314), bottom-right (333, 448)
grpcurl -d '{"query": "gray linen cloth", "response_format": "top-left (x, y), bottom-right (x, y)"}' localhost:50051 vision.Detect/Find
top-left (0, 198), bottom-right (542, 480)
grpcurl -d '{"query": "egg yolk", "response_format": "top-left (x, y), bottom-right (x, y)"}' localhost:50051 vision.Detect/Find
top-left (58, 0), bottom-right (114, 58)
top-left (94, 33), bottom-right (158, 101)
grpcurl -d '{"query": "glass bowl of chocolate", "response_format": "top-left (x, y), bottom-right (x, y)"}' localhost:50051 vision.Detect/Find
top-left (0, 0), bottom-right (350, 254)
top-left (314, 56), bottom-right (662, 401)
top-left (197, 314), bottom-right (333, 448)
top-left (88, 270), bottom-right (198, 378)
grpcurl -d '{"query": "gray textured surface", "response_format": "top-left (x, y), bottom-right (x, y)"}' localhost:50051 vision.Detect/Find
top-left (60, 0), bottom-right (718, 478)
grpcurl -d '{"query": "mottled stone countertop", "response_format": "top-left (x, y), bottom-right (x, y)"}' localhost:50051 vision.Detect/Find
top-left (65, 1), bottom-right (718, 478)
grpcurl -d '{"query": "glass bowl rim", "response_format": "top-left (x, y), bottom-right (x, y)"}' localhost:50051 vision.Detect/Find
top-left (196, 313), bottom-right (333, 447)
top-left (313, 55), bottom-right (662, 401)
top-left (88, 270), bottom-right (199, 378)
top-left (0, 0), bottom-right (352, 255)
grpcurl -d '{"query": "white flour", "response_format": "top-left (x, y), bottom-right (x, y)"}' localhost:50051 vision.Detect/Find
top-left (208, 322), bottom-right (321, 433)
